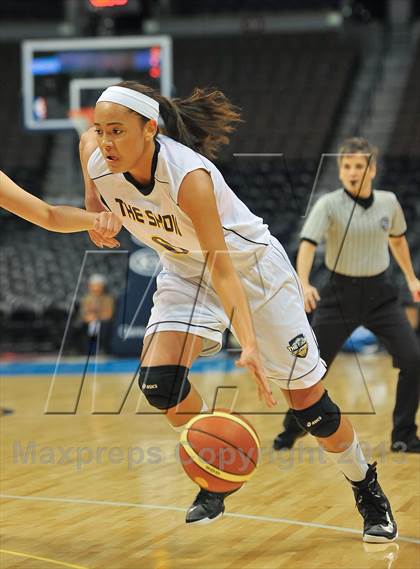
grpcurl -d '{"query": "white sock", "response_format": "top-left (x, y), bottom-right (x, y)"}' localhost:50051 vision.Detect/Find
top-left (324, 430), bottom-right (368, 483)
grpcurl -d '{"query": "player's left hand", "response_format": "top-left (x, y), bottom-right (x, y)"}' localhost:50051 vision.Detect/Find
top-left (93, 211), bottom-right (122, 248)
top-left (407, 277), bottom-right (420, 302)
top-left (236, 346), bottom-right (277, 408)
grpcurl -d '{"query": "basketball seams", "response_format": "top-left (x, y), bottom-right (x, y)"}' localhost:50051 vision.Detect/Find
top-left (187, 426), bottom-right (258, 467)
top-left (207, 411), bottom-right (261, 447)
top-left (183, 411), bottom-right (260, 448)
top-left (179, 433), bottom-right (252, 483)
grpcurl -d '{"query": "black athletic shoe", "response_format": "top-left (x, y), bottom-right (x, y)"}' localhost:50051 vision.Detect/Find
top-left (350, 463), bottom-right (398, 543)
top-left (273, 429), bottom-right (307, 450)
top-left (273, 409), bottom-right (307, 450)
top-left (186, 489), bottom-right (233, 525)
top-left (391, 437), bottom-right (420, 454)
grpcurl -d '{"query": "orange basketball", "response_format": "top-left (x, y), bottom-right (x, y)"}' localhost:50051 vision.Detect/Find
top-left (178, 411), bottom-right (260, 493)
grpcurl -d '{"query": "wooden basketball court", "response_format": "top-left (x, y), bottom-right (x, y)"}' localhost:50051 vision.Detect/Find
top-left (1, 352), bottom-right (419, 568)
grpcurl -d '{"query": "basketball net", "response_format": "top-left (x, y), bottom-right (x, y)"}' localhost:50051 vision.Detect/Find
top-left (68, 107), bottom-right (95, 137)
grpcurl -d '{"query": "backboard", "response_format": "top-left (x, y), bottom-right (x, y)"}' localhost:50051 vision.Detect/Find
top-left (21, 36), bottom-right (172, 131)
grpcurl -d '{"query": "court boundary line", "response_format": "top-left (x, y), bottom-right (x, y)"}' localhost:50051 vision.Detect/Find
top-left (0, 547), bottom-right (88, 569)
top-left (0, 354), bottom-right (238, 376)
top-left (1, 493), bottom-right (419, 545)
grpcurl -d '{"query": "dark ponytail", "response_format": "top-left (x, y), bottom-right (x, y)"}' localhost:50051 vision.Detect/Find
top-left (117, 81), bottom-right (242, 160)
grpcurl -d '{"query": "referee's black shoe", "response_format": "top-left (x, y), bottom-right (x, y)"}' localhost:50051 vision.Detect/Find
top-left (186, 488), bottom-right (237, 525)
top-left (349, 462), bottom-right (398, 543)
top-left (273, 409), bottom-right (307, 450)
top-left (390, 436), bottom-right (420, 454)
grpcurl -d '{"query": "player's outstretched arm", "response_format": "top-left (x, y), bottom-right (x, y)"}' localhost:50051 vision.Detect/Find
top-left (0, 169), bottom-right (119, 239)
top-left (179, 168), bottom-right (276, 408)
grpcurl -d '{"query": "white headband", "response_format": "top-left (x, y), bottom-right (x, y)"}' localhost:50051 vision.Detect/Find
top-left (97, 86), bottom-right (159, 122)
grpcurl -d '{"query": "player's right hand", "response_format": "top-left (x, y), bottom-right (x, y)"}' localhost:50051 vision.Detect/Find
top-left (90, 212), bottom-right (122, 248)
top-left (94, 210), bottom-right (122, 237)
top-left (88, 229), bottom-right (120, 248)
top-left (236, 346), bottom-right (277, 408)
top-left (302, 284), bottom-right (320, 313)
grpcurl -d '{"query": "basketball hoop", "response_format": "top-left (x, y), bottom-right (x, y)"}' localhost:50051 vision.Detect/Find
top-left (68, 107), bottom-right (95, 136)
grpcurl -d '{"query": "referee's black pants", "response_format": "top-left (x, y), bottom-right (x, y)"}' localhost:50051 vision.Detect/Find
top-left (284, 271), bottom-right (420, 443)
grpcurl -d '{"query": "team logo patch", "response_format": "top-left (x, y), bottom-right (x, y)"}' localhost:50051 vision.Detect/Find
top-left (287, 334), bottom-right (308, 358)
top-left (380, 216), bottom-right (390, 231)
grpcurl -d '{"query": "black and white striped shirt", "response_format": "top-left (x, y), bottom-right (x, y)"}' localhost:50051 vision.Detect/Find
top-left (300, 189), bottom-right (407, 277)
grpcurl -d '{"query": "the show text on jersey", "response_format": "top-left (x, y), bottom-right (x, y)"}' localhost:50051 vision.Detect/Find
top-left (115, 198), bottom-right (182, 236)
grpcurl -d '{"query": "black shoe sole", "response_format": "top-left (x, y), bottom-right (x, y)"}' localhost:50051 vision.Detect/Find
top-left (186, 510), bottom-right (224, 525)
top-left (363, 531), bottom-right (398, 543)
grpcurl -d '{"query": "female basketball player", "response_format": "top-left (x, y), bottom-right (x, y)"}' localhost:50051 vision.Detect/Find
top-left (80, 82), bottom-right (397, 542)
top-left (0, 169), bottom-right (120, 240)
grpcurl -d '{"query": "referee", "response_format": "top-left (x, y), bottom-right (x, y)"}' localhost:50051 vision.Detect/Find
top-left (274, 137), bottom-right (420, 453)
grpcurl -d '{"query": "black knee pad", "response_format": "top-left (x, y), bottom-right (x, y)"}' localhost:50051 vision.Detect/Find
top-left (293, 391), bottom-right (341, 438)
top-left (138, 365), bottom-right (191, 410)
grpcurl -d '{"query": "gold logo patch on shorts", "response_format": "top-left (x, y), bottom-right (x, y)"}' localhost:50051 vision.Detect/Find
top-left (287, 334), bottom-right (308, 358)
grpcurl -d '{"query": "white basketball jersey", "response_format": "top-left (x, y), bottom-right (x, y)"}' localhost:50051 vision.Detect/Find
top-left (88, 135), bottom-right (270, 278)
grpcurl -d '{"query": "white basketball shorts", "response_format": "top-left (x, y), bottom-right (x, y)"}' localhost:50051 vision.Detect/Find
top-left (144, 237), bottom-right (326, 390)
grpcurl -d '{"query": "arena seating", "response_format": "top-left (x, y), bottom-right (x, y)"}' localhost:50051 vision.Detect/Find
top-left (387, 38), bottom-right (420, 158)
top-left (0, 220), bottom-right (132, 353)
top-left (380, 30), bottom-right (420, 254)
top-left (379, 156), bottom-right (420, 277)
top-left (387, 37), bottom-right (420, 299)
top-left (0, 0), bottom-right (64, 19)
top-left (173, 32), bottom-right (358, 159)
